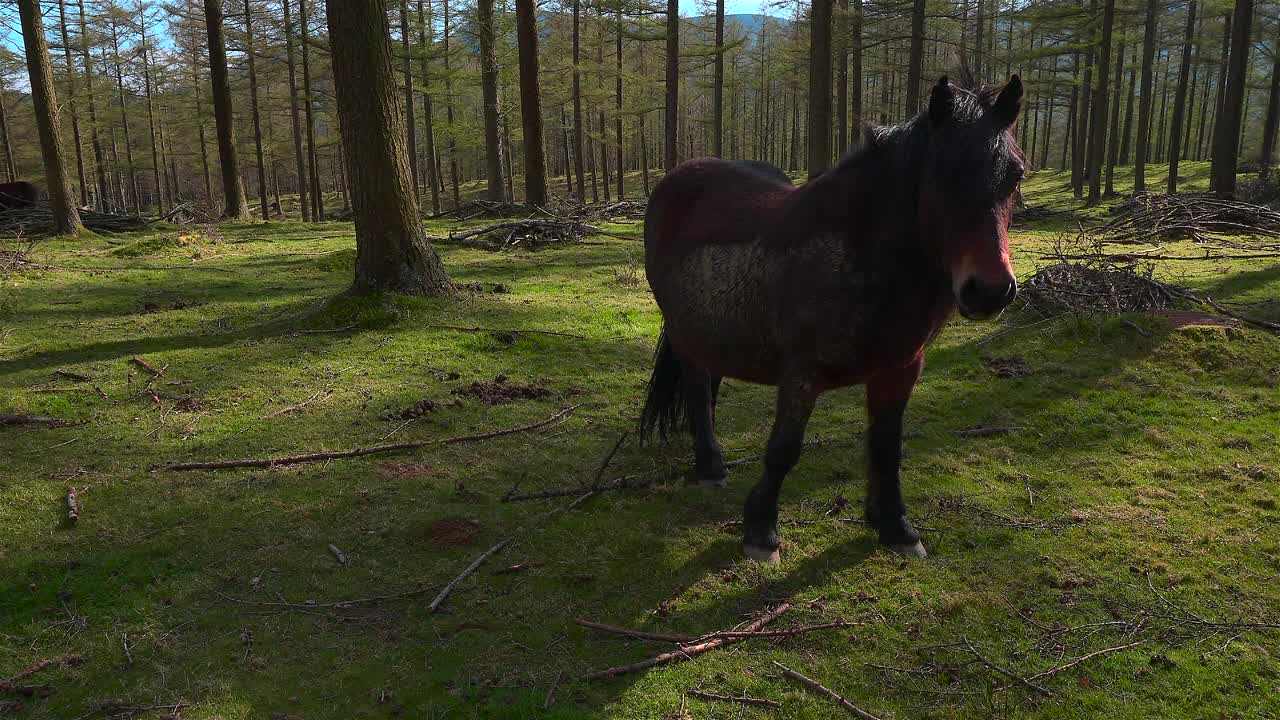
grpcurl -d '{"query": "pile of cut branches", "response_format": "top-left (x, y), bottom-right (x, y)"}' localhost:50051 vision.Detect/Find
top-left (429, 199), bottom-right (527, 221)
top-left (1021, 260), bottom-right (1186, 316)
top-left (0, 203), bottom-right (152, 236)
top-left (1092, 192), bottom-right (1280, 247)
top-left (439, 219), bottom-right (604, 250)
top-left (585, 199), bottom-right (647, 220)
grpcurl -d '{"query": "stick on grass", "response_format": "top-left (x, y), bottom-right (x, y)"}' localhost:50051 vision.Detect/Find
top-left (773, 661), bottom-right (883, 720)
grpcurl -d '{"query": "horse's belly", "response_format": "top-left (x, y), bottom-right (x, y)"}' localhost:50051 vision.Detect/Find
top-left (652, 243), bottom-right (782, 384)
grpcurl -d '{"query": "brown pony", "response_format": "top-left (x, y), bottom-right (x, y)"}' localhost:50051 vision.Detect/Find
top-left (640, 76), bottom-right (1025, 562)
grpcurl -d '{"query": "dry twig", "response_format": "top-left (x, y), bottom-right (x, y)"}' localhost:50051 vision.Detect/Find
top-left (772, 661), bottom-right (883, 719)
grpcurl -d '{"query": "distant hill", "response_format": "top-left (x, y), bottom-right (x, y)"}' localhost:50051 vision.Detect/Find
top-left (687, 13), bottom-right (788, 41)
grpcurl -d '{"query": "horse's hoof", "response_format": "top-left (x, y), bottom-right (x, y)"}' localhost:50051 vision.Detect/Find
top-left (885, 540), bottom-right (928, 559)
top-left (743, 544), bottom-right (781, 563)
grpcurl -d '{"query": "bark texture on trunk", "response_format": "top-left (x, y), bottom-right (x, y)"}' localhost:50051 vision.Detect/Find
top-left (1209, 0), bottom-right (1252, 197)
top-left (664, 0), bottom-right (679, 170)
top-left (477, 0), bottom-right (504, 201)
top-left (806, 0), bottom-right (832, 176)
top-left (204, 0), bottom-right (249, 219)
top-left (1166, 0), bottom-right (1197, 193)
top-left (18, 0), bottom-right (82, 234)
top-left (515, 0), bottom-right (547, 206)
top-left (1133, 0), bottom-right (1158, 194)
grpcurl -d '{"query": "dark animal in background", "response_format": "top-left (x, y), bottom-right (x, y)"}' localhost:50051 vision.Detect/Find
top-left (0, 181), bottom-right (37, 212)
top-left (640, 76), bottom-right (1026, 562)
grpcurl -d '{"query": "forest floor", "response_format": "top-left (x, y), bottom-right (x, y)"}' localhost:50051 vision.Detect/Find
top-left (1, 160), bottom-right (1278, 719)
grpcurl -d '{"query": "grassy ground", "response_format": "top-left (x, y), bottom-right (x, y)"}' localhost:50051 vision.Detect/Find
top-left (1, 161), bottom-right (1278, 719)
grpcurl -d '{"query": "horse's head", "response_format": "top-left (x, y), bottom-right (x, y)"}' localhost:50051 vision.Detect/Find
top-left (917, 75), bottom-right (1024, 320)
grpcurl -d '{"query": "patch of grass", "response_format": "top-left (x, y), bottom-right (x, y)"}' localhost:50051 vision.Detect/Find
top-left (1, 170), bottom-right (1278, 719)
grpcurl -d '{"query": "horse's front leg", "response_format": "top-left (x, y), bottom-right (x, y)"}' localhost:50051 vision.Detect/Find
top-left (865, 355), bottom-right (927, 558)
top-left (742, 375), bottom-right (818, 563)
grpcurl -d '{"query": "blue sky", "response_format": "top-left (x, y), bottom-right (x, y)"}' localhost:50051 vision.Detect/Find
top-left (679, 0), bottom-right (781, 16)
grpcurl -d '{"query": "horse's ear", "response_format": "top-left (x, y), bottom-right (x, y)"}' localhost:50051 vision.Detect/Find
top-left (928, 76), bottom-right (953, 126)
top-left (992, 74), bottom-right (1023, 126)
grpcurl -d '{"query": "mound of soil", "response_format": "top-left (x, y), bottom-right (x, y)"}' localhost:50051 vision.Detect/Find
top-left (984, 354), bottom-right (1031, 378)
top-left (424, 518), bottom-right (481, 547)
top-left (453, 375), bottom-right (550, 405)
top-left (382, 399), bottom-right (439, 421)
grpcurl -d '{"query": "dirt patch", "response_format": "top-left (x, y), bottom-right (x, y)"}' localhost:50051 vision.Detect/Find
top-left (453, 375), bottom-right (550, 405)
top-left (423, 518), bottom-right (482, 547)
top-left (1154, 310), bottom-right (1236, 329)
top-left (142, 298), bottom-right (203, 314)
top-left (983, 354), bottom-right (1031, 378)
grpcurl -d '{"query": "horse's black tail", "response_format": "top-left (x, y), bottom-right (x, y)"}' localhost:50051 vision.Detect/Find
top-left (639, 328), bottom-right (691, 445)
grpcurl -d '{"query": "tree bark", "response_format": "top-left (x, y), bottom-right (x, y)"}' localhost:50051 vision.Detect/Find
top-left (1133, 0), bottom-right (1158, 194)
top-left (1261, 19), bottom-right (1280, 177)
top-left (849, 0), bottom-right (862, 149)
top-left (139, 9), bottom-right (166, 213)
top-left (417, 0), bottom-right (440, 215)
top-left (1209, 0), bottom-right (1252, 198)
top-left (572, 0), bottom-right (587, 196)
top-left (515, 0), bottom-right (547, 206)
top-left (596, 9), bottom-right (610, 203)
top-left (57, 0), bottom-right (88, 207)
top-left (1104, 40), bottom-right (1125, 195)
top-left (204, 0), bottom-right (249, 219)
top-left (477, 0), bottom-right (504, 201)
top-left (904, 0), bottom-right (925, 117)
top-left (109, 18), bottom-right (140, 213)
top-left (326, 0), bottom-right (450, 294)
top-left (75, 0), bottom-right (107, 208)
top-left (0, 74), bottom-right (15, 184)
top-left (1166, 0), bottom-right (1197, 193)
top-left (242, 0), bottom-right (269, 220)
top-left (299, 0), bottom-right (323, 219)
top-left (615, 4), bottom-right (624, 197)
top-left (18, 0), bottom-right (82, 233)
top-left (1120, 66), bottom-right (1136, 165)
top-left (974, 0), bottom-right (985, 81)
top-left (1073, 0), bottom-right (1096, 199)
top-left (1086, 0), bottom-right (1114, 206)
top-left (834, 0), bottom-right (847, 156)
top-left (442, 0), bottom-right (461, 207)
top-left (713, 0), bottom-right (724, 157)
top-left (398, 0), bottom-right (419, 201)
top-left (807, 0), bottom-right (832, 176)
top-left (282, 0), bottom-right (310, 220)
top-left (664, 0), bottom-right (679, 170)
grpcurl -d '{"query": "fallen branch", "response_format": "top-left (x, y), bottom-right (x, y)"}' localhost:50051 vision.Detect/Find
top-left (327, 543), bottom-right (348, 565)
top-left (772, 661), bottom-right (883, 720)
top-left (574, 619), bottom-right (695, 644)
top-left (1026, 640), bottom-right (1151, 682)
top-left (260, 390), bottom-right (331, 419)
top-left (130, 356), bottom-right (162, 375)
top-left (685, 689), bottom-right (782, 709)
top-left (426, 323), bottom-right (587, 340)
top-left (53, 369), bottom-right (92, 382)
top-left (693, 621), bottom-right (859, 642)
top-left (1202, 297), bottom-right (1280, 332)
top-left (66, 487), bottom-right (79, 523)
top-left (427, 539), bottom-right (512, 613)
top-left (955, 426), bottom-right (1027, 438)
top-left (963, 637), bottom-right (1053, 696)
top-left (0, 414), bottom-right (85, 428)
top-left (583, 602), bottom-right (792, 681)
top-left (153, 404), bottom-right (581, 471)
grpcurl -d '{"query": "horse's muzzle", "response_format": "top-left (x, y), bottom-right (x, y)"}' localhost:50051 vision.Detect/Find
top-left (957, 276), bottom-right (1017, 320)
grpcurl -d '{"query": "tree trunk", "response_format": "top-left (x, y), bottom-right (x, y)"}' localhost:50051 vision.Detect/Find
top-left (203, 0), bottom-right (248, 219)
top-left (326, 0), bottom-right (450, 294)
top-left (75, 0), bottom-right (107, 207)
top-left (417, 0), bottom-right (441, 215)
top-left (18, 0), bottom-right (81, 233)
top-left (282, 0), bottom-right (310, 220)
top-left (834, 0), bottom-right (847, 156)
top-left (57, 0), bottom-right (88, 207)
top-left (1073, 0), bottom-right (1096, 199)
top-left (242, 0), bottom-right (269, 220)
top-left (1086, 0), bottom-right (1114, 206)
top-left (615, 4), bottom-right (624, 198)
top-left (1065, 48), bottom-right (1079, 181)
top-left (1209, 0), bottom-right (1252, 198)
top-left (1166, 0), bottom-right (1197, 193)
top-left (477, 0), bottom-right (504, 201)
top-left (1261, 19), bottom-right (1280, 177)
top-left (515, 0), bottom-right (547, 206)
top-left (398, 0), bottom-right (419, 201)
top-left (443, 0), bottom-right (461, 207)
top-left (713, 0), bottom-right (724, 157)
top-left (572, 0), bottom-right (587, 197)
top-left (561, 106), bottom-right (574, 196)
top-left (139, 12), bottom-right (166, 213)
top-left (597, 10), bottom-right (610, 203)
top-left (807, 0), bottom-right (833, 176)
top-left (0, 73), bottom-right (14, 184)
top-left (110, 19), bottom-right (140, 213)
top-left (974, 0), bottom-right (985, 81)
top-left (904, 0), bottom-right (925, 117)
top-left (849, 0), bottom-right (862, 149)
top-left (1133, 0), bottom-right (1158, 194)
top-left (664, 0), bottom-right (679, 170)
top-left (1120, 66), bottom-right (1136, 164)
top-left (300, 0), bottom-right (323, 219)
top-left (1104, 40), bottom-right (1125, 195)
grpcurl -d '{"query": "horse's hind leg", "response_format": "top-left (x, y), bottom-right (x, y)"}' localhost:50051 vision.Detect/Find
top-left (683, 369), bottom-right (726, 486)
top-left (865, 356), bottom-right (927, 558)
top-left (742, 375), bottom-right (818, 563)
